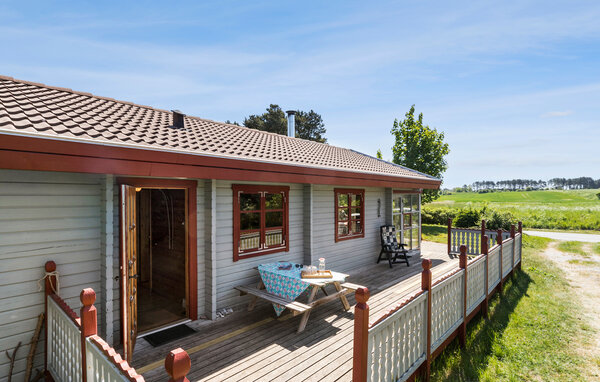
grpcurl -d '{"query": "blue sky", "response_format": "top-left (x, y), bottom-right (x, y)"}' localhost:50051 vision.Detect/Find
top-left (1, 1), bottom-right (599, 187)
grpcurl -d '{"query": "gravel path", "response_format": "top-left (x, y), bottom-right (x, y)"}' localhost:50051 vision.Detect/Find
top-left (523, 230), bottom-right (600, 242)
top-left (541, 242), bottom-right (600, 379)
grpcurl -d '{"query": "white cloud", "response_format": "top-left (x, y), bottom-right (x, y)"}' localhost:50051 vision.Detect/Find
top-left (541, 110), bottom-right (573, 118)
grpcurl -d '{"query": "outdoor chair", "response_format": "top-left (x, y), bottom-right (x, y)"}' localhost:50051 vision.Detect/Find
top-left (377, 225), bottom-right (410, 268)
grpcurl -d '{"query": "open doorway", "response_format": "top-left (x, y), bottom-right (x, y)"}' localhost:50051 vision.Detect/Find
top-left (136, 188), bottom-right (188, 334)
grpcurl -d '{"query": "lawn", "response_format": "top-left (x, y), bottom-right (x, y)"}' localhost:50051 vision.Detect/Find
top-left (428, 235), bottom-right (595, 381)
top-left (425, 189), bottom-right (600, 231)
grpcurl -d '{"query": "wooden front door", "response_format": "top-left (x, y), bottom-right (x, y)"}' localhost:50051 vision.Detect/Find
top-left (120, 185), bottom-right (138, 362)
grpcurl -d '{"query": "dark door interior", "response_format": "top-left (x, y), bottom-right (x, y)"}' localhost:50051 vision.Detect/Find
top-left (136, 188), bottom-right (188, 333)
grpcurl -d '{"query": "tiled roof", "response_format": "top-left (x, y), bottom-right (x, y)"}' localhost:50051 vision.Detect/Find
top-left (0, 76), bottom-right (439, 182)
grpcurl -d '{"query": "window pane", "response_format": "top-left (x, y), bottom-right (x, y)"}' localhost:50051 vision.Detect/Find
top-left (351, 193), bottom-right (362, 206)
top-left (392, 197), bottom-right (401, 213)
top-left (402, 195), bottom-right (411, 212)
top-left (412, 195), bottom-right (420, 211)
top-left (337, 222), bottom-right (349, 236)
top-left (239, 232), bottom-right (260, 251)
top-left (265, 193), bottom-right (283, 209)
top-left (338, 193), bottom-right (348, 207)
top-left (351, 207), bottom-right (361, 219)
top-left (240, 212), bottom-right (260, 230)
top-left (240, 193), bottom-right (260, 211)
top-left (265, 229), bottom-right (283, 247)
top-left (412, 212), bottom-right (419, 228)
top-left (393, 214), bottom-right (401, 230)
top-left (338, 208), bottom-right (349, 221)
top-left (351, 220), bottom-right (362, 234)
top-left (403, 213), bottom-right (412, 229)
top-left (266, 211), bottom-right (283, 228)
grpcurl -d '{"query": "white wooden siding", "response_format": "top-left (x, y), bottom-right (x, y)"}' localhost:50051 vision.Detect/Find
top-left (312, 185), bottom-right (386, 273)
top-left (0, 169), bottom-right (102, 381)
top-left (214, 180), bottom-right (305, 310)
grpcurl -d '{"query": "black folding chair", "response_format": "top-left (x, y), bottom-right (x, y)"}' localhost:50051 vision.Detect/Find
top-left (377, 225), bottom-right (410, 268)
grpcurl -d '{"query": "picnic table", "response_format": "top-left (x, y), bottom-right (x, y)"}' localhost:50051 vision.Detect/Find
top-left (235, 262), bottom-right (364, 333)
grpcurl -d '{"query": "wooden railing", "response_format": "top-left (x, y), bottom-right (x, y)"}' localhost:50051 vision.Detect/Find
top-left (353, 223), bottom-right (523, 382)
top-left (447, 219), bottom-right (514, 255)
top-left (43, 261), bottom-right (192, 382)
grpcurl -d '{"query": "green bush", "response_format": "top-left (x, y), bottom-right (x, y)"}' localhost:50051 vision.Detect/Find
top-left (484, 209), bottom-right (515, 230)
top-left (421, 206), bottom-right (457, 225)
top-left (453, 208), bottom-right (481, 228)
top-left (596, 192), bottom-right (600, 200)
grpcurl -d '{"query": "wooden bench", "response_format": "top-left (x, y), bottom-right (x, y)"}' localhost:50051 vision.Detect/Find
top-left (234, 285), bottom-right (310, 316)
top-left (340, 282), bottom-right (365, 292)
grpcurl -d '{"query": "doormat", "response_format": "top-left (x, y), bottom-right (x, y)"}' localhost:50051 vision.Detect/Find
top-left (144, 324), bottom-right (196, 347)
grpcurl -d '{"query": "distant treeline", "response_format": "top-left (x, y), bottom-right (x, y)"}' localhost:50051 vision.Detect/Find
top-left (450, 177), bottom-right (600, 193)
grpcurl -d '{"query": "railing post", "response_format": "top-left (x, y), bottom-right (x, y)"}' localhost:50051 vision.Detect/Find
top-left (480, 219), bottom-right (486, 253)
top-left (459, 245), bottom-right (467, 347)
top-left (80, 288), bottom-right (97, 382)
top-left (518, 221), bottom-right (523, 270)
top-left (353, 287), bottom-right (370, 382)
top-left (447, 218), bottom-right (452, 255)
top-left (165, 348), bottom-right (191, 382)
top-left (510, 224), bottom-right (516, 275)
top-left (497, 228), bottom-right (503, 294)
top-left (44, 261), bottom-right (57, 374)
top-left (421, 259), bottom-right (432, 382)
top-left (482, 236), bottom-right (489, 318)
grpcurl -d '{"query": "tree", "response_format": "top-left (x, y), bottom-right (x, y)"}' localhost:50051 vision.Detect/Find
top-left (376, 149), bottom-right (383, 159)
top-left (391, 105), bottom-right (450, 203)
top-left (243, 104), bottom-right (327, 143)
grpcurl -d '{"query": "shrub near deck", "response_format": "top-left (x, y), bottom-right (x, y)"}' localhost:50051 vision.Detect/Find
top-left (429, 235), bottom-right (591, 381)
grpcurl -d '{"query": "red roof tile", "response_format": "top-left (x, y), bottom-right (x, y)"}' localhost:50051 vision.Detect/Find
top-left (0, 75), bottom-right (439, 183)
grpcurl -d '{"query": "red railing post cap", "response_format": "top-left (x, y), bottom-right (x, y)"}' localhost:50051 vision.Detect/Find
top-left (80, 288), bottom-right (96, 306)
top-left (422, 258), bottom-right (432, 270)
top-left (45, 261), bottom-right (56, 272)
top-left (355, 287), bottom-right (370, 303)
top-left (165, 348), bottom-right (191, 379)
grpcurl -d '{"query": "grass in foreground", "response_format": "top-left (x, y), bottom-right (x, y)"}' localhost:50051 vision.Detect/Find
top-left (594, 243), bottom-right (600, 255)
top-left (429, 235), bottom-right (591, 381)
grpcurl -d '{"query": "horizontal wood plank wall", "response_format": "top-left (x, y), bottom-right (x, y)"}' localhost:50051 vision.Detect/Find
top-left (0, 169), bottom-right (102, 380)
top-left (214, 180), bottom-right (305, 310)
top-left (312, 185), bottom-right (386, 272)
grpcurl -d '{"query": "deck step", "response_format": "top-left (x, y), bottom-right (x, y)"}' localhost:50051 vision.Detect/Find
top-left (340, 282), bottom-right (365, 292)
top-left (234, 285), bottom-right (310, 313)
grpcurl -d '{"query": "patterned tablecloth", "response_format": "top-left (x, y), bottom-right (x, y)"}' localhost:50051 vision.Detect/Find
top-left (258, 263), bottom-right (310, 316)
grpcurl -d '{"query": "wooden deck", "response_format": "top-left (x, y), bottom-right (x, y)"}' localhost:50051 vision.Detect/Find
top-left (132, 242), bottom-right (457, 381)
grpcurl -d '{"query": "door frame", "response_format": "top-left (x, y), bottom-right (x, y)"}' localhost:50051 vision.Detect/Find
top-left (117, 177), bottom-right (198, 343)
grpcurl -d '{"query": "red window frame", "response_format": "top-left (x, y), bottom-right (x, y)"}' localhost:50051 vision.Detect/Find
top-left (233, 184), bottom-right (290, 261)
top-left (334, 188), bottom-right (365, 242)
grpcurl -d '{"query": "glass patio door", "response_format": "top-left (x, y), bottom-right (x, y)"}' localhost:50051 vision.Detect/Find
top-left (392, 193), bottom-right (421, 253)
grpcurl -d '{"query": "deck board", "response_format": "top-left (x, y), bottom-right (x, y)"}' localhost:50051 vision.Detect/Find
top-left (135, 242), bottom-right (456, 381)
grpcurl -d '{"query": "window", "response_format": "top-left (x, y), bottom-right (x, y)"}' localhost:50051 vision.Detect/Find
top-left (233, 185), bottom-right (289, 261)
top-left (334, 188), bottom-right (365, 242)
top-left (392, 192), bottom-right (421, 251)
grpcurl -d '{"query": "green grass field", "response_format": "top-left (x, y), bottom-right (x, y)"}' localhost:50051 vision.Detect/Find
top-left (429, 235), bottom-right (597, 381)
top-left (426, 189), bottom-right (600, 231)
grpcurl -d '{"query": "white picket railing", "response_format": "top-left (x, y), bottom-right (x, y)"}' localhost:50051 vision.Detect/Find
top-left (466, 256), bottom-right (486, 315)
top-left (487, 244), bottom-right (501, 293)
top-left (367, 293), bottom-right (428, 382)
top-left (430, 271), bottom-right (464, 351)
top-left (502, 238), bottom-right (514, 278)
top-left (47, 295), bottom-right (82, 382)
top-left (485, 230), bottom-right (510, 246)
top-left (354, 226), bottom-right (524, 382)
top-left (450, 229), bottom-right (480, 255)
top-left (514, 234), bottom-right (522, 265)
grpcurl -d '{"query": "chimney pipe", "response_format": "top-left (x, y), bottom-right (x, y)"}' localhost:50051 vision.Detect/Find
top-left (171, 110), bottom-right (185, 129)
top-left (286, 110), bottom-right (296, 138)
